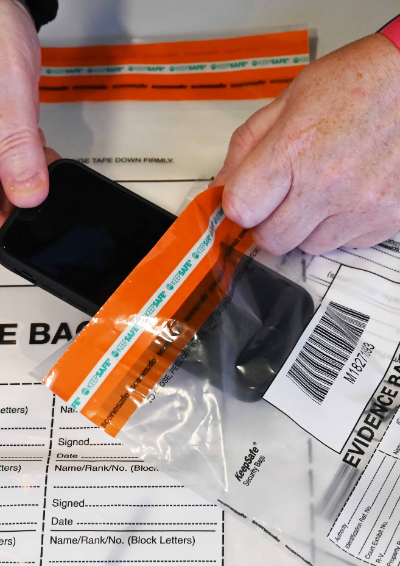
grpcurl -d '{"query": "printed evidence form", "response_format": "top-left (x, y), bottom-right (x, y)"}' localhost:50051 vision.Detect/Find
top-left (31, 2), bottom-right (400, 566)
top-left (0, 283), bottom-right (223, 565)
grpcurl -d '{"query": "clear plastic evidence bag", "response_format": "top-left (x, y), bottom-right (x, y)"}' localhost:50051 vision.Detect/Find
top-left (37, 185), bottom-right (400, 566)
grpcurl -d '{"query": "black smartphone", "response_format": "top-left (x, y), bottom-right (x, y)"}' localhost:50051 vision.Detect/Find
top-left (0, 159), bottom-right (314, 401)
top-left (0, 159), bottom-right (176, 316)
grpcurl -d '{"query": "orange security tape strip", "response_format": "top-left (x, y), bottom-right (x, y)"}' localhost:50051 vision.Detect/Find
top-left (43, 186), bottom-right (254, 435)
top-left (39, 31), bottom-right (309, 102)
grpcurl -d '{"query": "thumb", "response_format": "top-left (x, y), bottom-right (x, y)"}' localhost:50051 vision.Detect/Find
top-left (0, 0), bottom-right (48, 208)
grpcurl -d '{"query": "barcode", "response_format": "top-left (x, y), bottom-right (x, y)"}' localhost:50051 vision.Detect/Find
top-left (287, 301), bottom-right (369, 404)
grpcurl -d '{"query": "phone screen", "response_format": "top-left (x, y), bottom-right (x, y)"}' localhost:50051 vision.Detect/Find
top-left (1, 161), bottom-right (175, 310)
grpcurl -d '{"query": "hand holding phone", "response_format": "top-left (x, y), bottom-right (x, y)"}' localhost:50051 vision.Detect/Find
top-left (0, 160), bottom-right (175, 315)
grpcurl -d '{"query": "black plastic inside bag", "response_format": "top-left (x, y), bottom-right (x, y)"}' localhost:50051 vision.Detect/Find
top-left (183, 253), bottom-right (314, 402)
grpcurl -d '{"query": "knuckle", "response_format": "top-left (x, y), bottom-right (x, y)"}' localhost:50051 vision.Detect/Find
top-left (229, 122), bottom-right (256, 154)
top-left (252, 229), bottom-right (287, 256)
top-left (282, 120), bottom-right (318, 160)
top-left (361, 188), bottom-right (380, 210)
top-left (298, 241), bottom-right (320, 255)
top-left (298, 236), bottom-right (331, 256)
top-left (0, 128), bottom-right (37, 159)
top-left (359, 182), bottom-right (397, 211)
top-left (390, 207), bottom-right (400, 225)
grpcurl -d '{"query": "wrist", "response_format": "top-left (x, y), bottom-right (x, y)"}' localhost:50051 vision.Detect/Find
top-left (379, 15), bottom-right (400, 51)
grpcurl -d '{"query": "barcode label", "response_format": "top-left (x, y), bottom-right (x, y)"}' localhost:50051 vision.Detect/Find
top-left (264, 266), bottom-right (400, 452)
top-left (287, 301), bottom-right (369, 404)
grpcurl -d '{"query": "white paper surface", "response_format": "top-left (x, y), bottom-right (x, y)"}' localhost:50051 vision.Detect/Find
top-left (13, 2), bottom-right (399, 563)
top-left (329, 408), bottom-right (400, 565)
top-left (0, 285), bottom-right (224, 565)
top-left (2, 67), bottom-right (268, 563)
top-left (34, 56), bottom-right (400, 566)
top-left (39, 99), bottom-right (270, 183)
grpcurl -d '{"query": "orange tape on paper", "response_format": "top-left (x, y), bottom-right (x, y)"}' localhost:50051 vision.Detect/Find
top-left (40, 31), bottom-right (309, 102)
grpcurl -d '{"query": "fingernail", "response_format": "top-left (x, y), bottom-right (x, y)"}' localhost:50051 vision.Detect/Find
top-left (9, 171), bottom-right (43, 192)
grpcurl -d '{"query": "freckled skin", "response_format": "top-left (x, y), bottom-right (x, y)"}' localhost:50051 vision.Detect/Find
top-left (211, 34), bottom-right (400, 255)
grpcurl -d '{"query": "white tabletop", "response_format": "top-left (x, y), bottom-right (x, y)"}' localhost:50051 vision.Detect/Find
top-left (40, 0), bottom-right (399, 57)
top-left (38, 2), bottom-right (400, 565)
